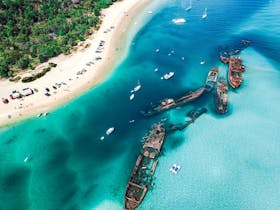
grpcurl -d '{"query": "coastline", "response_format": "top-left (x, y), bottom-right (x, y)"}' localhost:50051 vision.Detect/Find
top-left (0, 0), bottom-right (154, 128)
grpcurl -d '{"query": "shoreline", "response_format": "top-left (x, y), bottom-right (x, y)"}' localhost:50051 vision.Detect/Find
top-left (0, 0), bottom-right (154, 128)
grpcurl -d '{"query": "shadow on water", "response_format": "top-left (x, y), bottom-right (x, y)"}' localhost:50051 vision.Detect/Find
top-left (0, 166), bottom-right (31, 210)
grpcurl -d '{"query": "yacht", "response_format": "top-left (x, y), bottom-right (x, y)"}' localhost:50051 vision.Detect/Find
top-left (130, 94), bottom-right (135, 101)
top-left (163, 72), bottom-right (175, 80)
top-left (169, 164), bottom-right (181, 174)
top-left (172, 18), bottom-right (186, 24)
top-left (202, 8), bottom-right (207, 19)
top-left (186, 0), bottom-right (192, 11)
top-left (106, 127), bottom-right (115, 135)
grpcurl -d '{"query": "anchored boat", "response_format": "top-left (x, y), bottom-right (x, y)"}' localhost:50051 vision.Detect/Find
top-left (228, 56), bottom-right (245, 88)
top-left (205, 67), bottom-right (219, 91)
top-left (141, 87), bottom-right (205, 117)
top-left (215, 78), bottom-right (228, 114)
top-left (124, 124), bottom-right (166, 210)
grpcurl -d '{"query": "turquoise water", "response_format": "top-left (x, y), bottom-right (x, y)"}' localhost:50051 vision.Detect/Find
top-left (1, 0), bottom-right (280, 209)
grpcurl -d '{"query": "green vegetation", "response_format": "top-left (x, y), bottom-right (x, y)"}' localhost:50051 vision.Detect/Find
top-left (0, 0), bottom-right (117, 78)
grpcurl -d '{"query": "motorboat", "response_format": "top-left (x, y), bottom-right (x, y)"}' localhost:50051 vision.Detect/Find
top-left (200, 60), bottom-right (205, 65)
top-left (100, 136), bottom-right (105, 141)
top-left (24, 157), bottom-right (29, 163)
top-left (169, 164), bottom-right (181, 174)
top-left (202, 8), bottom-right (207, 19)
top-left (130, 94), bottom-right (135, 101)
top-left (163, 72), bottom-right (175, 80)
top-left (106, 127), bottom-right (115, 135)
top-left (172, 18), bottom-right (186, 24)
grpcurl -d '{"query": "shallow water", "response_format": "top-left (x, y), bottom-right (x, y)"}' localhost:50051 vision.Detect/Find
top-left (1, 0), bottom-right (280, 209)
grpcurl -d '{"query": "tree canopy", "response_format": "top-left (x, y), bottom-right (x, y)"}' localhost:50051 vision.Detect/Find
top-left (0, 0), bottom-right (117, 78)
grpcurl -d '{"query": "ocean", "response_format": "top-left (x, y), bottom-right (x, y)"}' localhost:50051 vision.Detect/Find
top-left (1, 0), bottom-right (280, 209)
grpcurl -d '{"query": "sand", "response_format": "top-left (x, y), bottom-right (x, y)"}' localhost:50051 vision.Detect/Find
top-left (0, 0), bottom-right (152, 127)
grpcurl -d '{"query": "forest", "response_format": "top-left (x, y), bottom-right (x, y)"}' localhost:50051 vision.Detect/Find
top-left (0, 0), bottom-right (117, 78)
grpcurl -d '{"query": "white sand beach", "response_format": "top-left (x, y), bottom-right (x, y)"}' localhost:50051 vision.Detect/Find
top-left (0, 0), bottom-right (152, 127)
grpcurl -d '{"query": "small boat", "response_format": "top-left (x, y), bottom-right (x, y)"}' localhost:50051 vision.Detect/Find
top-left (37, 113), bottom-right (43, 118)
top-left (228, 56), bottom-right (244, 88)
top-left (169, 164), bottom-right (181, 174)
top-left (202, 8), bottom-right (207, 19)
top-left (130, 94), bottom-right (135, 101)
top-left (205, 67), bottom-right (219, 91)
top-left (172, 18), bottom-right (186, 24)
top-left (100, 136), bottom-right (105, 141)
top-left (147, 10), bottom-right (153, 14)
top-left (129, 120), bottom-right (135, 124)
top-left (154, 68), bottom-right (159, 72)
top-left (43, 112), bottom-right (49, 117)
top-left (155, 49), bottom-right (160, 53)
top-left (163, 72), bottom-right (175, 80)
top-left (24, 157), bottom-right (29, 163)
top-left (106, 127), bottom-right (115, 135)
top-left (181, 57), bottom-right (185, 60)
top-left (186, 0), bottom-right (192, 11)
top-left (200, 60), bottom-right (205, 65)
top-left (215, 78), bottom-right (228, 114)
top-left (131, 82), bottom-right (141, 93)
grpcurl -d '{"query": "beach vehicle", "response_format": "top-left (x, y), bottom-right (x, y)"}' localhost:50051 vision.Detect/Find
top-left (130, 94), bottom-right (135, 101)
top-left (20, 88), bottom-right (33, 97)
top-left (125, 124), bottom-right (165, 210)
top-left (172, 18), bottom-right (186, 24)
top-left (162, 72), bottom-right (174, 80)
top-left (228, 56), bottom-right (244, 88)
top-left (215, 78), bottom-right (228, 114)
top-left (106, 127), bottom-right (115, 135)
top-left (205, 67), bottom-right (219, 91)
top-left (169, 164), bottom-right (181, 174)
top-left (10, 91), bottom-right (21, 99)
top-left (202, 8), bottom-right (207, 19)
top-left (2, 98), bottom-right (9, 104)
top-left (186, 0), bottom-right (192, 11)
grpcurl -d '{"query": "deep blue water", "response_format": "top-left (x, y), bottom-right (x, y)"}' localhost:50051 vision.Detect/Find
top-left (1, 0), bottom-right (280, 209)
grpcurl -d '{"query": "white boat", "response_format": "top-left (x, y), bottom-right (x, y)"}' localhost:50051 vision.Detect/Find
top-left (131, 82), bottom-right (141, 93)
top-left (181, 57), bottom-right (185, 60)
top-left (186, 0), bottom-right (192, 11)
top-left (155, 49), bottom-right (160, 53)
top-left (200, 60), bottom-right (206, 65)
top-left (130, 94), bottom-right (135, 101)
top-left (202, 8), bottom-right (207, 19)
top-left (24, 157), bottom-right (29, 163)
top-left (100, 136), bottom-right (105, 141)
top-left (37, 113), bottom-right (43, 118)
top-left (43, 112), bottom-right (49, 117)
top-left (172, 18), bottom-right (186, 24)
top-left (106, 127), bottom-right (115, 135)
top-left (129, 120), bottom-right (135, 123)
top-left (163, 72), bottom-right (175, 80)
top-left (154, 68), bottom-right (159, 72)
top-left (169, 164), bottom-right (181, 174)
top-left (147, 10), bottom-right (153, 14)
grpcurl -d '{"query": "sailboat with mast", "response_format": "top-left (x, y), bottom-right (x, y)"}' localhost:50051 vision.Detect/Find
top-left (172, 1), bottom-right (186, 24)
top-left (186, 0), bottom-right (192, 11)
top-left (202, 8), bottom-right (207, 19)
